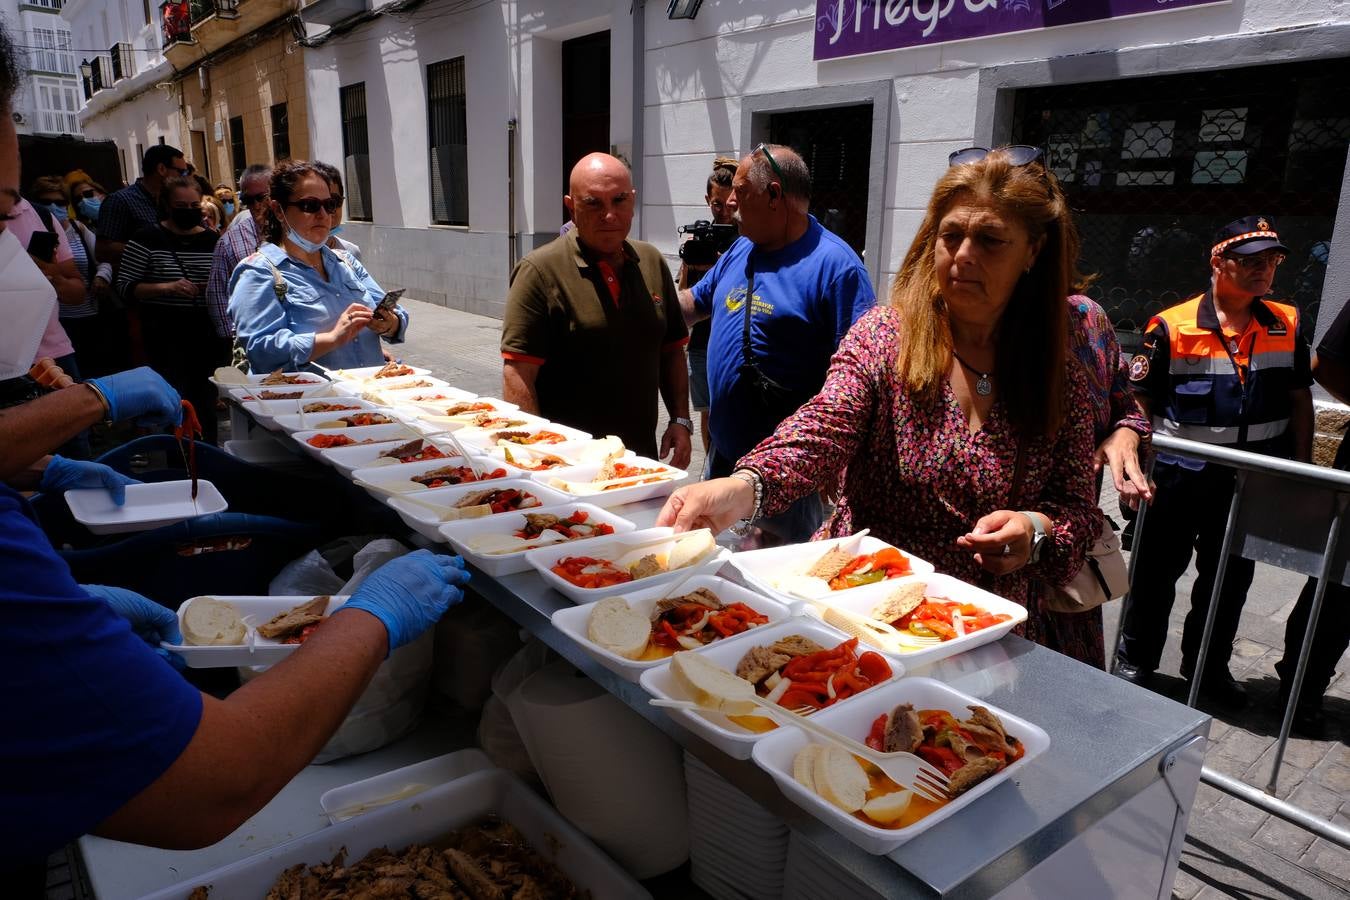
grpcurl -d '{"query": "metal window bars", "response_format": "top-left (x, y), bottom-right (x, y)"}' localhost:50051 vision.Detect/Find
top-left (1116, 433), bottom-right (1350, 850)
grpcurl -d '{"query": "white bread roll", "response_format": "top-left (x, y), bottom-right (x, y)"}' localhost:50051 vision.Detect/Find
top-left (812, 745), bottom-right (868, 813)
top-left (669, 651), bottom-right (758, 716)
top-left (862, 789), bottom-right (912, 824)
top-left (793, 743), bottom-right (821, 792)
top-left (668, 529), bottom-right (715, 570)
top-left (182, 597), bottom-right (246, 646)
top-left (587, 597), bottom-right (651, 660)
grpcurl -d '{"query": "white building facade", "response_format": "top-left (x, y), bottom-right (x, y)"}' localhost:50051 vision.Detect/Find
top-left (304, 0), bottom-right (1348, 338)
top-left (2, 0), bottom-right (81, 137)
top-left (62, 0), bottom-right (180, 182)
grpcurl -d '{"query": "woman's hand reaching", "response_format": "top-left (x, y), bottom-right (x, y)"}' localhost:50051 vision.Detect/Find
top-left (656, 477), bottom-right (754, 535)
top-left (956, 509), bottom-right (1037, 575)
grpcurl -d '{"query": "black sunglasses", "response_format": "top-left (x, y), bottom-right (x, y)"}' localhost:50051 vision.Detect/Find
top-left (948, 145), bottom-right (1044, 167)
top-left (753, 143), bottom-right (785, 182)
top-left (76, 188), bottom-right (97, 200)
top-left (287, 197), bottom-right (341, 215)
top-left (241, 192), bottom-right (269, 206)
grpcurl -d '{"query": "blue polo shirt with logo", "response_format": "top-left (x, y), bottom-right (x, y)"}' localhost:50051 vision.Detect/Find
top-left (692, 216), bottom-right (875, 462)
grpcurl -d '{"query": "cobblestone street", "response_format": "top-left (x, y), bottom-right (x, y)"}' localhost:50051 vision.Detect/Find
top-left (393, 297), bottom-right (1348, 900)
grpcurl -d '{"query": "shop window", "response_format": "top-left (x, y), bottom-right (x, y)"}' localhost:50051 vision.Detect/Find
top-left (228, 115), bottom-right (246, 184)
top-left (769, 104), bottom-right (873, 259)
top-left (427, 57), bottom-right (468, 226)
top-left (271, 102), bottom-right (290, 162)
top-left (340, 82), bottom-right (372, 222)
top-left (1013, 58), bottom-right (1349, 347)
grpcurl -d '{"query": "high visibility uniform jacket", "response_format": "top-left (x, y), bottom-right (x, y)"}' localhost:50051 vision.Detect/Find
top-left (1128, 290), bottom-right (1310, 461)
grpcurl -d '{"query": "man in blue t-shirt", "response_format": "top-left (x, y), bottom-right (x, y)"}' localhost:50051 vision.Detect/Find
top-left (678, 144), bottom-right (875, 541)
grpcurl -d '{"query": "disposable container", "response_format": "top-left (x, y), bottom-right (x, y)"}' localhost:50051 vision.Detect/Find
top-left (750, 676), bottom-right (1050, 855)
top-left (290, 423), bottom-right (419, 461)
top-left (323, 363), bottom-right (431, 385)
top-left (228, 381), bottom-right (335, 404)
top-left (137, 768), bottom-right (650, 900)
top-left (638, 617), bottom-right (904, 760)
top-left (270, 408), bottom-right (401, 433)
top-left (320, 434), bottom-right (461, 473)
top-left (212, 370), bottom-right (328, 398)
top-left (65, 480), bottom-right (227, 534)
top-left (318, 748), bottom-right (493, 824)
top-left (532, 455), bottom-right (689, 508)
top-left (161, 595), bottom-right (350, 668)
top-left (525, 527), bottom-right (730, 604)
top-left (237, 396), bottom-right (383, 431)
top-left (440, 502), bottom-right (637, 577)
top-left (333, 374), bottom-right (459, 399)
top-left (549, 573), bottom-right (790, 682)
top-left (453, 417), bottom-right (590, 450)
top-left (351, 455), bottom-right (522, 496)
top-left (728, 533), bottom-right (936, 611)
top-left (384, 477), bottom-right (569, 542)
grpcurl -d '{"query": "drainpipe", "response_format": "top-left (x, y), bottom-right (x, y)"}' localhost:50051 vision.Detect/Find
top-left (631, 0), bottom-right (645, 240)
top-left (508, 118), bottom-right (518, 270)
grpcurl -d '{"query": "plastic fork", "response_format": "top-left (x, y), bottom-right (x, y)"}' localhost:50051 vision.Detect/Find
top-left (821, 606), bottom-right (940, 652)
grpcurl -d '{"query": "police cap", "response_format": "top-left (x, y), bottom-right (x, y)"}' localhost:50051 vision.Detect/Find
top-left (1211, 215), bottom-right (1290, 258)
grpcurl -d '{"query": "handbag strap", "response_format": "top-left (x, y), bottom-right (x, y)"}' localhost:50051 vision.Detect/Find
top-left (740, 257), bottom-right (756, 370)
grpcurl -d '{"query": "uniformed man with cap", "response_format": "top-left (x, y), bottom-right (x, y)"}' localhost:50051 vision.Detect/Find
top-left (1113, 216), bottom-right (1313, 707)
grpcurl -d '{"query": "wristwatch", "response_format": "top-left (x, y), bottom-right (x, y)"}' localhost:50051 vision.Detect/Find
top-left (1019, 511), bottom-right (1047, 564)
top-left (671, 416), bottom-right (694, 432)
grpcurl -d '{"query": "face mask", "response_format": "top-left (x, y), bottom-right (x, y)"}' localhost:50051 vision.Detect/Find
top-left (169, 207), bottom-right (203, 230)
top-left (329, 225), bottom-right (343, 237)
top-left (42, 202), bottom-right (69, 221)
top-left (283, 214), bottom-right (327, 254)
top-left (223, 201), bottom-right (235, 216)
top-left (78, 197), bottom-right (102, 220)
top-left (0, 229), bottom-right (59, 380)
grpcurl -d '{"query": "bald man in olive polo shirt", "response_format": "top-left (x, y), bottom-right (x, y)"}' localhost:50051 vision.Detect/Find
top-left (501, 153), bottom-right (693, 467)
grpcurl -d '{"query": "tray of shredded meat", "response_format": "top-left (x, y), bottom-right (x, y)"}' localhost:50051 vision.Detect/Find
top-left (139, 768), bottom-right (649, 899)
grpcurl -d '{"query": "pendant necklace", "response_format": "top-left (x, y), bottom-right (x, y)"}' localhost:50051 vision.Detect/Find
top-left (952, 350), bottom-right (994, 396)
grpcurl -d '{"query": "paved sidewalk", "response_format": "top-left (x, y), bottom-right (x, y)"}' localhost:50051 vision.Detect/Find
top-left (397, 298), bottom-right (1348, 899)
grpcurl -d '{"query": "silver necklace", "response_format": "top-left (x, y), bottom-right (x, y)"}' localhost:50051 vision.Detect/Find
top-left (952, 350), bottom-right (994, 396)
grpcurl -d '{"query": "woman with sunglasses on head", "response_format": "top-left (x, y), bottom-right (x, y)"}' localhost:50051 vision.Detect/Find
top-left (659, 146), bottom-right (1110, 666)
top-left (228, 160), bottom-right (406, 374)
top-left (116, 175), bottom-right (225, 442)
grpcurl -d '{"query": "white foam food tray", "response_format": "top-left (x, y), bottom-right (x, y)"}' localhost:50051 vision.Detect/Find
top-left (549, 574), bottom-right (791, 682)
top-left (319, 748), bottom-right (494, 824)
top-left (728, 533), bottom-right (936, 611)
top-left (525, 527), bottom-right (731, 604)
top-left (532, 455), bottom-right (689, 508)
top-left (138, 768), bottom-right (650, 900)
top-left (237, 396), bottom-right (383, 431)
top-left (223, 437), bottom-right (306, 467)
top-left (161, 595), bottom-right (350, 668)
top-left (352, 455), bottom-right (521, 496)
top-left (365, 385), bottom-right (477, 407)
top-left (320, 434), bottom-right (463, 473)
top-left (751, 676), bottom-right (1050, 855)
top-left (290, 423), bottom-right (420, 461)
top-left (211, 370), bottom-right (328, 397)
top-left (475, 440), bottom-right (600, 474)
top-left (638, 617), bottom-right (904, 760)
top-left (394, 397), bottom-right (525, 434)
top-left (322, 363), bottom-right (432, 385)
top-left (452, 417), bottom-right (591, 450)
top-left (802, 572), bottom-right (1028, 671)
top-left (402, 395), bottom-right (519, 418)
top-left (439, 502), bottom-right (636, 577)
top-left (228, 381), bottom-right (335, 404)
top-left (65, 479), bottom-right (228, 534)
top-left (271, 408), bottom-right (400, 433)
top-left (385, 477), bottom-right (570, 542)
top-left (333, 374), bottom-right (460, 399)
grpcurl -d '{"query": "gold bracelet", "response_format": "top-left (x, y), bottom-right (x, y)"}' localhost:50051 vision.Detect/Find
top-left (84, 381), bottom-right (113, 426)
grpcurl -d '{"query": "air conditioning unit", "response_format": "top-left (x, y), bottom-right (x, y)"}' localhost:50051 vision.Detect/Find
top-left (12, 111), bottom-right (25, 125)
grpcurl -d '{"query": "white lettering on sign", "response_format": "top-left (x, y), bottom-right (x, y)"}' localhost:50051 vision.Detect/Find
top-left (828, 0), bottom-right (996, 45)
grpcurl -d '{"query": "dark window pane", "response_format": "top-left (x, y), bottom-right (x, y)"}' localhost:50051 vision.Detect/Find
top-left (270, 102), bottom-right (290, 162)
top-left (427, 57), bottom-right (468, 226)
top-left (228, 115), bottom-right (245, 184)
top-left (339, 82), bottom-right (372, 222)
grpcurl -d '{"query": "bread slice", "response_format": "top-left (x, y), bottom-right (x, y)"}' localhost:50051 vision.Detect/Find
top-left (256, 596), bottom-right (329, 639)
top-left (870, 582), bottom-right (927, 626)
top-left (670, 651), bottom-right (758, 716)
top-left (805, 545), bottom-right (853, 581)
top-left (182, 597), bottom-right (246, 646)
top-left (595, 450), bottom-right (623, 483)
top-left (812, 745), bottom-right (869, 813)
top-left (861, 790), bottom-right (912, 824)
top-left (587, 597), bottom-right (651, 660)
top-left (793, 744), bottom-right (822, 792)
top-left (669, 529), bottom-right (715, 570)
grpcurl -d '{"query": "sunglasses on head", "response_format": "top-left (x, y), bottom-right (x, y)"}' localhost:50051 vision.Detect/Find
top-left (948, 145), bottom-right (1044, 167)
top-left (753, 143), bottom-right (786, 182)
top-left (287, 197), bottom-right (341, 215)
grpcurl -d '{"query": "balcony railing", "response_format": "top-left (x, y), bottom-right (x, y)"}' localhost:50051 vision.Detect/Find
top-left (89, 57), bottom-right (105, 93)
top-left (161, 1), bottom-right (193, 46)
top-left (108, 43), bottom-right (133, 82)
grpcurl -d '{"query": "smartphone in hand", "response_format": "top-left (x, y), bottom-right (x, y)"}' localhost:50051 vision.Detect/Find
top-left (27, 231), bottom-right (59, 263)
top-left (376, 288), bottom-right (406, 312)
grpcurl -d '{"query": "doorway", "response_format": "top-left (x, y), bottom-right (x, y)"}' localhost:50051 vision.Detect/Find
top-left (769, 105), bottom-right (873, 258)
top-left (561, 30), bottom-right (610, 222)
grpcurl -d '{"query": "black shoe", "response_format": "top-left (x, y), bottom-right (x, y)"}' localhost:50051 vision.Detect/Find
top-left (1112, 660), bottom-right (1152, 687)
top-left (1187, 671), bottom-right (1248, 709)
top-left (1292, 705), bottom-right (1328, 739)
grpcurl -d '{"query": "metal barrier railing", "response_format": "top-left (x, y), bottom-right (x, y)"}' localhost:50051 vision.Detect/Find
top-left (1115, 433), bottom-right (1350, 850)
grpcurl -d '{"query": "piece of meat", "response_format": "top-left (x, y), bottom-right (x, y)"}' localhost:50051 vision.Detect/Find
top-left (257, 596), bottom-right (330, 639)
top-left (629, 554), bottom-right (664, 580)
top-left (966, 705), bottom-right (1008, 746)
top-left (491, 430), bottom-right (530, 443)
top-left (947, 755), bottom-right (1004, 796)
top-left (264, 863), bottom-right (304, 900)
top-left (736, 645), bottom-right (792, 684)
top-left (769, 635), bottom-right (826, 658)
top-left (805, 545), bottom-right (853, 580)
top-left (381, 439), bottom-right (426, 460)
top-left (961, 722), bottom-right (1011, 754)
top-left (454, 489), bottom-right (498, 509)
top-left (521, 513), bottom-right (561, 532)
top-left (652, 588), bottom-right (722, 620)
top-left (187, 888), bottom-right (210, 900)
top-left (883, 703), bottom-right (924, 754)
top-left (512, 875), bottom-right (550, 900)
top-left (442, 849), bottom-right (506, 900)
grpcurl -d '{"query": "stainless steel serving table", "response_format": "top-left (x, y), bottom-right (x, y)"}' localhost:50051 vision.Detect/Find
top-left (80, 428), bottom-right (1210, 898)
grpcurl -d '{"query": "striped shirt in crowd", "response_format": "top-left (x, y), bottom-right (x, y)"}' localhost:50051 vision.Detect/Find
top-left (116, 225), bottom-right (220, 307)
top-left (61, 222), bottom-right (100, 319)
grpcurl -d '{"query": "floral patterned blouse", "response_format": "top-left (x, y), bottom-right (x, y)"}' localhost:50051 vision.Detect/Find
top-left (738, 306), bottom-right (1103, 654)
top-left (1068, 295), bottom-right (1150, 447)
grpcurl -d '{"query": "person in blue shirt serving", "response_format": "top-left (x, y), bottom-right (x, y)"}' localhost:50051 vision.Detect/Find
top-left (677, 143), bottom-right (876, 543)
top-left (228, 160), bottom-right (408, 373)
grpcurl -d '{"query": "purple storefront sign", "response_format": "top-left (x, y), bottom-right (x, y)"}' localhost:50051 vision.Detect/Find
top-left (815, 0), bottom-right (1226, 61)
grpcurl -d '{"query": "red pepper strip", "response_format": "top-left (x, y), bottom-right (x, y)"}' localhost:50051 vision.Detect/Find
top-left (917, 744), bottom-right (964, 776)
top-left (779, 689), bottom-right (825, 710)
top-left (174, 399), bottom-right (203, 500)
top-left (865, 713), bottom-right (889, 751)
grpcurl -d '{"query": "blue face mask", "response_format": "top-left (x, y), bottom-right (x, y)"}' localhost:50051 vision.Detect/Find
top-left (78, 197), bottom-right (102, 220)
top-left (285, 219), bottom-right (327, 254)
top-left (223, 201), bottom-right (235, 216)
top-left (42, 202), bottom-right (69, 221)
top-left (330, 225), bottom-right (343, 237)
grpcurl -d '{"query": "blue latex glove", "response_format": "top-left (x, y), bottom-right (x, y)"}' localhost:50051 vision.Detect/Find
top-left (87, 367), bottom-right (183, 428)
top-left (39, 455), bottom-right (140, 505)
top-left (83, 584), bottom-right (185, 668)
top-left (342, 550), bottom-right (471, 652)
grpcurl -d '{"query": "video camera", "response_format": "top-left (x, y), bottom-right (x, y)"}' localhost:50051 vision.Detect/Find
top-left (678, 220), bottom-right (738, 267)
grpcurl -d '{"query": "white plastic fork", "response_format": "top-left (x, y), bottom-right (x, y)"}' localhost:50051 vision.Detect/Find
top-left (821, 606), bottom-right (940, 652)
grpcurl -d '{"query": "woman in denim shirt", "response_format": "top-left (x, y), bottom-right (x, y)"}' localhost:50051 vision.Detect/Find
top-left (227, 161), bottom-right (407, 372)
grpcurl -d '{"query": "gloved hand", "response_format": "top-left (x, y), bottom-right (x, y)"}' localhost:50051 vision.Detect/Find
top-left (87, 367), bottom-right (183, 428)
top-left (342, 550), bottom-right (470, 652)
top-left (83, 584), bottom-right (185, 667)
top-left (39, 455), bottom-right (140, 505)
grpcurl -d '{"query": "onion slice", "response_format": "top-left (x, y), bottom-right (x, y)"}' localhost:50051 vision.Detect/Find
top-left (765, 676), bottom-right (792, 705)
